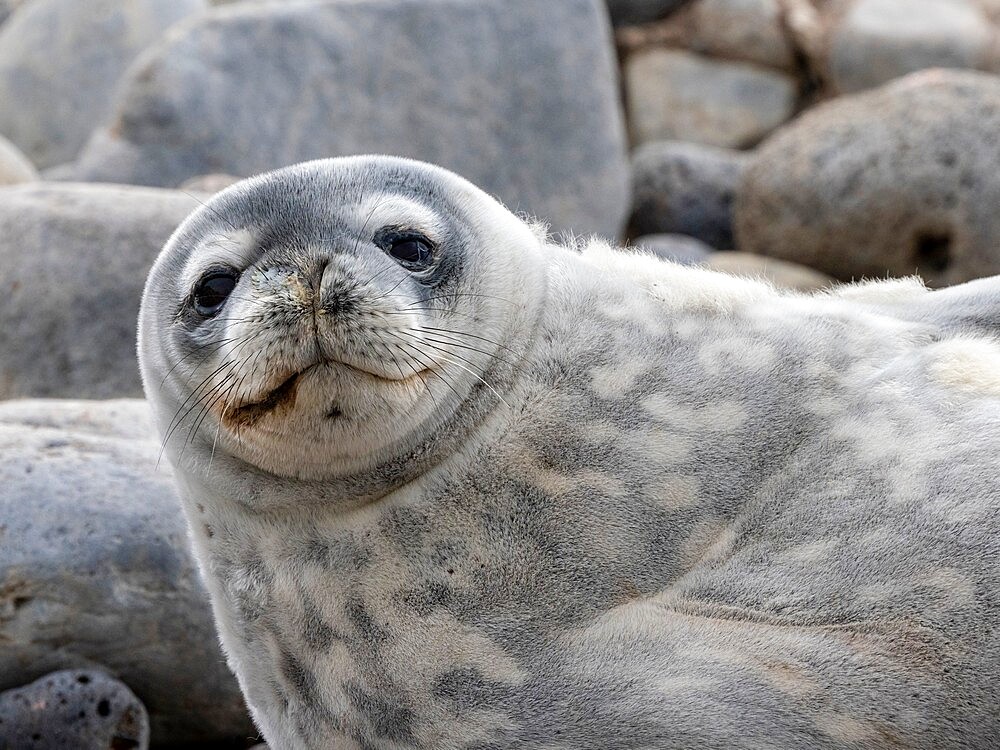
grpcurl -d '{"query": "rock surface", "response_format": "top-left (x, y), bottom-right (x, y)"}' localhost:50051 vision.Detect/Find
top-left (66, 0), bottom-right (629, 239)
top-left (0, 399), bottom-right (253, 745)
top-left (824, 0), bottom-right (995, 94)
top-left (633, 233), bottom-right (714, 264)
top-left (0, 133), bottom-right (37, 184)
top-left (0, 0), bottom-right (25, 28)
top-left (0, 0), bottom-right (207, 169)
top-left (606, 0), bottom-right (691, 26)
top-left (0, 669), bottom-right (149, 750)
top-left (735, 69), bottom-right (1000, 286)
top-left (0, 183), bottom-right (199, 399)
top-left (629, 140), bottom-right (747, 248)
top-left (625, 48), bottom-right (797, 147)
top-left (705, 250), bottom-right (834, 290)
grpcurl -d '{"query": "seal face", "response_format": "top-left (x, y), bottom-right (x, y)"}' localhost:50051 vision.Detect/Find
top-left (140, 157), bottom-right (1000, 749)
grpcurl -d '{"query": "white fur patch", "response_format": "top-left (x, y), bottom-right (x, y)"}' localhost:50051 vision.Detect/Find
top-left (927, 338), bottom-right (1000, 396)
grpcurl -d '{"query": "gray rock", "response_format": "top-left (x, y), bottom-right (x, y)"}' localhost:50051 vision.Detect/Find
top-left (606, 0), bottom-right (691, 26)
top-left (0, 183), bottom-right (199, 399)
top-left (663, 0), bottom-right (796, 70)
top-left (825, 0), bottom-right (994, 94)
top-left (624, 48), bottom-right (797, 147)
top-left (0, 669), bottom-right (149, 750)
top-left (629, 140), bottom-right (748, 249)
top-left (632, 233), bottom-right (714, 264)
top-left (0, 133), bottom-right (37, 184)
top-left (734, 69), bottom-right (1000, 287)
top-left (0, 0), bottom-right (207, 169)
top-left (0, 399), bottom-right (254, 745)
top-left (67, 0), bottom-right (629, 239)
top-left (0, 0), bottom-right (25, 27)
top-left (704, 250), bottom-right (834, 291)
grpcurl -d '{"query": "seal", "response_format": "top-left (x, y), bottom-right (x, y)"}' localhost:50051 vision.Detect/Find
top-left (139, 156), bottom-right (1000, 749)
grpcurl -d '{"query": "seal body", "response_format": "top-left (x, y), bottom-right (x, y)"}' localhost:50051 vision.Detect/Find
top-left (139, 156), bottom-right (1000, 749)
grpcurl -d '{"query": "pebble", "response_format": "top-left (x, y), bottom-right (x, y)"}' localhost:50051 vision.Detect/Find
top-left (0, 670), bottom-right (149, 750)
top-left (625, 48), bottom-right (797, 148)
top-left (633, 233), bottom-right (714, 265)
top-left (629, 140), bottom-right (748, 249)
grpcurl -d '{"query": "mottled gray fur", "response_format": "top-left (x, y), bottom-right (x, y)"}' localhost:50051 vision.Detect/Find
top-left (139, 156), bottom-right (1000, 749)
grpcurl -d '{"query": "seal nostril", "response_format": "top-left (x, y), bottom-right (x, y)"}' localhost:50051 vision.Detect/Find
top-left (326, 404), bottom-right (343, 420)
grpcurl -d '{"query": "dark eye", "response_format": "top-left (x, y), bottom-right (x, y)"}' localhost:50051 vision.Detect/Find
top-left (387, 236), bottom-right (434, 269)
top-left (193, 269), bottom-right (238, 316)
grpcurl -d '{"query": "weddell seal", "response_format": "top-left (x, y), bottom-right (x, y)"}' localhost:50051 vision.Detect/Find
top-left (138, 156), bottom-right (1000, 749)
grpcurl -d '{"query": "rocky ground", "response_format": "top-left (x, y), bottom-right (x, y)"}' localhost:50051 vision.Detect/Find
top-left (1, 0), bottom-right (999, 748)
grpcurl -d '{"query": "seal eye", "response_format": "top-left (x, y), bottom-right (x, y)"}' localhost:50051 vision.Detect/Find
top-left (193, 269), bottom-right (238, 316)
top-left (387, 236), bottom-right (433, 269)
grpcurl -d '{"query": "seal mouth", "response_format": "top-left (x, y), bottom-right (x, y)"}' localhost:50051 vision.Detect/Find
top-left (225, 359), bottom-right (429, 427)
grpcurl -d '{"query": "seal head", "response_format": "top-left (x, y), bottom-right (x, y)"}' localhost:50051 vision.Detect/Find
top-left (140, 156), bottom-right (545, 492)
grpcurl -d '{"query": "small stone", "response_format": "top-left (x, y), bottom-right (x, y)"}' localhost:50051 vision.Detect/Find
top-left (178, 173), bottom-right (241, 193)
top-left (629, 140), bottom-right (748, 249)
top-left (825, 0), bottom-right (994, 94)
top-left (0, 400), bottom-right (254, 744)
top-left (667, 0), bottom-right (796, 70)
top-left (67, 0), bottom-right (629, 239)
top-left (606, 0), bottom-right (691, 26)
top-left (0, 183), bottom-right (200, 399)
top-left (0, 0), bottom-right (207, 169)
top-left (735, 69), bottom-right (1000, 286)
top-left (625, 48), bottom-right (797, 148)
top-left (633, 233), bottom-right (714, 264)
top-left (0, 669), bottom-right (149, 750)
top-left (0, 132), bottom-right (37, 184)
top-left (705, 251), bottom-right (834, 291)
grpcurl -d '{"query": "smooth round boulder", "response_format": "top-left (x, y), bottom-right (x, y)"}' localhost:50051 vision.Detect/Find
top-left (0, 670), bottom-right (149, 750)
top-left (0, 399), bottom-right (254, 745)
top-left (825, 0), bottom-right (994, 94)
top-left (0, 0), bottom-right (207, 169)
top-left (624, 48), bottom-right (797, 148)
top-left (735, 69), bottom-right (1000, 286)
top-left (0, 183), bottom-right (201, 399)
top-left (629, 140), bottom-right (748, 248)
top-left (65, 0), bottom-right (629, 239)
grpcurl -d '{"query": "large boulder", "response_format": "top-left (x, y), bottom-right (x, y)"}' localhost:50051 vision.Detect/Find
top-left (823, 0), bottom-right (995, 94)
top-left (0, 183), bottom-right (199, 399)
top-left (735, 69), bottom-right (1000, 287)
top-left (629, 140), bottom-right (748, 249)
top-left (0, 0), bottom-right (207, 169)
top-left (66, 0), bottom-right (629, 238)
top-left (624, 48), bottom-right (797, 148)
top-left (0, 669), bottom-right (150, 750)
top-left (0, 399), bottom-right (253, 746)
